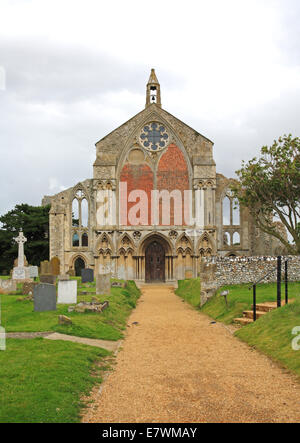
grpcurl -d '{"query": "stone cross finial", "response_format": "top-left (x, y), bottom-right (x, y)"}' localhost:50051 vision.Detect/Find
top-left (14, 230), bottom-right (27, 268)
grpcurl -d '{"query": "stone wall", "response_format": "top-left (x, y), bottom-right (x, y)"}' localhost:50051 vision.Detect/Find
top-left (202, 255), bottom-right (300, 287)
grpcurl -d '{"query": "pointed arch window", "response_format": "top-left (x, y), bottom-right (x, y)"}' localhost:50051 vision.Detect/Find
top-left (71, 188), bottom-right (89, 249)
top-left (222, 193), bottom-right (240, 226)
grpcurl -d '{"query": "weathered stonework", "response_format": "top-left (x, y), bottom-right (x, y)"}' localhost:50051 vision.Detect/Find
top-left (43, 70), bottom-right (286, 281)
top-left (202, 255), bottom-right (300, 288)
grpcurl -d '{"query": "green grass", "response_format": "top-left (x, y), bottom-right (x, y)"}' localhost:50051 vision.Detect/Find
top-left (175, 279), bottom-right (201, 308)
top-left (0, 338), bottom-right (109, 423)
top-left (177, 278), bottom-right (300, 378)
top-left (1, 280), bottom-right (140, 340)
top-left (236, 298), bottom-right (300, 378)
top-left (200, 282), bottom-right (300, 324)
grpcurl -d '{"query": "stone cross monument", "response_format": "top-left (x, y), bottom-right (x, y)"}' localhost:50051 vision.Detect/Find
top-left (12, 230), bottom-right (29, 280)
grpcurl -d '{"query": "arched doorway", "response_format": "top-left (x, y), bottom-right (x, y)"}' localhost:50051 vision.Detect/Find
top-left (145, 241), bottom-right (165, 282)
top-left (74, 257), bottom-right (85, 276)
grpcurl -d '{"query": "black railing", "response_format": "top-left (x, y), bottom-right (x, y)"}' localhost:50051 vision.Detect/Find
top-left (249, 256), bottom-right (289, 321)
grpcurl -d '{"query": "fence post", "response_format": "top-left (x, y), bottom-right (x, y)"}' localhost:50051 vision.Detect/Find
top-left (285, 259), bottom-right (288, 305)
top-left (253, 284), bottom-right (257, 321)
top-left (277, 256), bottom-right (282, 308)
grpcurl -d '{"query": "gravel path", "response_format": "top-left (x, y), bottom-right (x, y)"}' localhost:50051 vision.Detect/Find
top-left (82, 285), bottom-right (300, 423)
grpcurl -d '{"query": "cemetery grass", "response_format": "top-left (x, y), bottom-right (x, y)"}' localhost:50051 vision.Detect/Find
top-left (1, 281), bottom-right (140, 341)
top-left (0, 338), bottom-right (110, 423)
top-left (235, 297), bottom-right (300, 378)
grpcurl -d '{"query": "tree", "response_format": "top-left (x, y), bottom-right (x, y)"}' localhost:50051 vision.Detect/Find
top-left (0, 204), bottom-right (50, 274)
top-left (232, 134), bottom-right (300, 254)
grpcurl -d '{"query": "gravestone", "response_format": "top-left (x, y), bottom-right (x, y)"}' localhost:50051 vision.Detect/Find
top-left (12, 231), bottom-right (30, 281)
top-left (40, 260), bottom-right (51, 275)
top-left (34, 284), bottom-right (57, 312)
top-left (96, 274), bottom-right (111, 296)
top-left (40, 275), bottom-right (57, 285)
top-left (50, 257), bottom-right (60, 276)
top-left (22, 281), bottom-right (38, 295)
top-left (57, 280), bottom-right (77, 304)
top-left (28, 266), bottom-right (39, 279)
top-left (0, 279), bottom-right (17, 294)
top-left (81, 268), bottom-right (94, 283)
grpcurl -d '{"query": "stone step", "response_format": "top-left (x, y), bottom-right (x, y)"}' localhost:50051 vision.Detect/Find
top-left (234, 317), bottom-right (253, 326)
top-left (243, 310), bottom-right (267, 319)
top-left (252, 299), bottom-right (293, 312)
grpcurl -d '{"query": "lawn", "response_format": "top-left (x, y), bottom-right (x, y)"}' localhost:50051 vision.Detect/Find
top-left (175, 279), bottom-right (201, 308)
top-left (236, 298), bottom-right (300, 378)
top-left (0, 280), bottom-right (141, 340)
top-left (200, 281), bottom-right (300, 324)
top-left (177, 278), bottom-right (300, 378)
top-left (0, 338), bottom-right (110, 423)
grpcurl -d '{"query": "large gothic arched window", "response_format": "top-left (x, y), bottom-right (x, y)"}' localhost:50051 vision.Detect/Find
top-left (71, 189), bottom-right (89, 249)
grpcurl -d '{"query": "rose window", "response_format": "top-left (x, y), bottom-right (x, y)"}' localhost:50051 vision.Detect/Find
top-left (140, 123), bottom-right (169, 152)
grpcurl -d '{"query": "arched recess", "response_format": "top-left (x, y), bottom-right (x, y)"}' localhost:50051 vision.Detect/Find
top-left (157, 144), bottom-right (190, 226)
top-left (70, 255), bottom-right (87, 276)
top-left (197, 232), bottom-right (216, 255)
top-left (117, 233), bottom-right (135, 254)
top-left (96, 233), bottom-right (114, 255)
top-left (175, 234), bottom-right (193, 280)
top-left (137, 233), bottom-right (174, 282)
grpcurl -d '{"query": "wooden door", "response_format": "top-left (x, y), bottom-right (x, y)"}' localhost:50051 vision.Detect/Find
top-left (145, 241), bottom-right (165, 282)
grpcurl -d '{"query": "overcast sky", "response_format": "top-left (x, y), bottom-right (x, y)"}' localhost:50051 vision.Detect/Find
top-left (0, 0), bottom-right (300, 216)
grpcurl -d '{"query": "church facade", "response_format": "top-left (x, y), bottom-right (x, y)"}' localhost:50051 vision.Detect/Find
top-left (43, 70), bottom-right (283, 281)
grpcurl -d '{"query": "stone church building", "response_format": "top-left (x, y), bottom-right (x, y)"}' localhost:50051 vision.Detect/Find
top-left (43, 70), bottom-right (282, 282)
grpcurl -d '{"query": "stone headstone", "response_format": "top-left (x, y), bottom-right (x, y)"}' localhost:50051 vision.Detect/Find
top-left (50, 257), bottom-right (60, 276)
top-left (22, 281), bottom-right (38, 295)
top-left (57, 280), bottom-right (77, 304)
top-left (0, 279), bottom-right (17, 294)
top-left (81, 268), bottom-right (94, 283)
top-left (12, 267), bottom-right (29, 280)
top-left (40, 260), bottom-right (51, 275)
top-left (34, 284), bottom-right (57, 312)
top-left (40, 275), bottom-right (57, 285)
top-left (96, 274), bottom-right (111, 296)
top-left (28, 266), bottom-right (39, 278)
